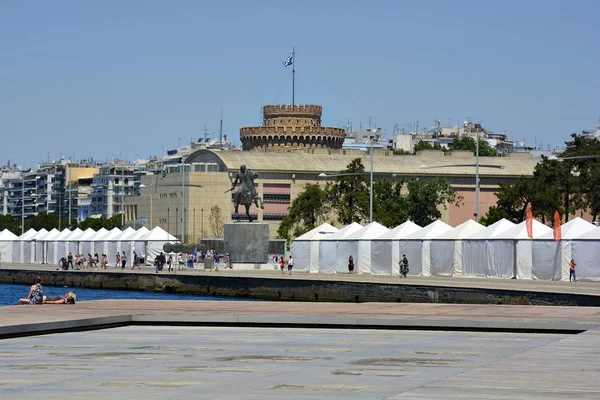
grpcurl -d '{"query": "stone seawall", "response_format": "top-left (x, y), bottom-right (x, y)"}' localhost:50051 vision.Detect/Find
top-left (1, 269), bottom-right (599, 306)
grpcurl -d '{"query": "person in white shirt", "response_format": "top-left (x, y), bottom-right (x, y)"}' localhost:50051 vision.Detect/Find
top-left (287, 255), bottom-right (294, 276)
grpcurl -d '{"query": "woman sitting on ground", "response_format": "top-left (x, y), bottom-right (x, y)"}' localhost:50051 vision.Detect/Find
top-left (43, 291), bottom-right (76, 304)
top-left (18, 276), bottom-right (44, 305)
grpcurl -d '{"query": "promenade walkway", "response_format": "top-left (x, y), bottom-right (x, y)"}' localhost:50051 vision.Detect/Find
top-left (2, 262), bottom-right (600, 297)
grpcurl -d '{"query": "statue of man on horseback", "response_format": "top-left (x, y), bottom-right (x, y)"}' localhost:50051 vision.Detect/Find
top-left (231, 165), bottom-right (264, 222)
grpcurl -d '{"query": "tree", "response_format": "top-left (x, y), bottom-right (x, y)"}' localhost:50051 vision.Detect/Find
top-left (0, 215), bottom-right (20, 235)
top-left (25, 213), bottom-right (58, 231)
top-left (372, 178), bottom-right (408, 228)
top-left (449, 137), bottom-right (496, 156)
top-left (404, 178), bottom-right (461, 227)
top-left (372, 177), bottom-right (460, 228)
top-left (78, 215), bottom-right (122, 230)
top-left (208, 205), bottom-right (225, 238)
top-left (277, 183), bottom-right (329, 243)
top-left (414, 141), bottom-right (446, 153)
top-left (325, 158), bottom-right (369, 224)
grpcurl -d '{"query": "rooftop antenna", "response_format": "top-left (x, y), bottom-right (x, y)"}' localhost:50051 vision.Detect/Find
top-left (204, 124), bottom-right (209, 142)
top-left (219, 107), bottom-right (223, 146)
top-left (447, 118), bottom-right (452, 128)
top-left (368, 116), bottom-right (372, 130)
top-left (359, 118), bottom-right (362, 130)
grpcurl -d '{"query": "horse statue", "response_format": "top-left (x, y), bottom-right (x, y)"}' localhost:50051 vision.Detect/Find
top-left (230, 165), bottom-right (264, 222)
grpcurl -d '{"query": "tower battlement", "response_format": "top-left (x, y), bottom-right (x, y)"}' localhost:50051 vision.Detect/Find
top-left (241, 104), bottom-right (343, 152)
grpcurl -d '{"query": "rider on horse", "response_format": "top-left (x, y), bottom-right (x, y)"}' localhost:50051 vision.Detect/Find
top-left (231, 165), bottom-right (264, 221)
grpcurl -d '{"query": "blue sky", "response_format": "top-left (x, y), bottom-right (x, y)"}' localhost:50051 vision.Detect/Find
top-left (1, 0), bottom-right (599, 167)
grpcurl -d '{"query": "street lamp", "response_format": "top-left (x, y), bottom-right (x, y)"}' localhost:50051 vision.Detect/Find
top-left (419, 163), bottom-right (505, 222)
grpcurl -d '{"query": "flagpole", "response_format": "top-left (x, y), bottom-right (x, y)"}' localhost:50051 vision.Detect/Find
top-left (292, 47), bottom-right (295, 106)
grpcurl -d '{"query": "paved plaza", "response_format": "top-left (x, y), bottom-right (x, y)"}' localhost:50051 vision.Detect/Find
top-left (0, 326), bottom-right (572, 399)
top-left (1, 300), bottom-right (600, 398)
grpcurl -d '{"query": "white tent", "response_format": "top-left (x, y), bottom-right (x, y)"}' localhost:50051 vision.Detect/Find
top-left (533, 218), bottom-right (597, 280)
top-left (114, 227), bottom-right (136, 266)
top-left (318, 223), bottom-right (363, 274)
top-left (140, 226), bottom-right (176, 265)
top-left (78, 228), bottom-right (97, 257)
top-left (101, 227), bottom-right (123, 265)
top-left (47, 228), bottom-right (72, 265)
top-left (0, 229), bottom-right (18, 263)
top-left (371, 221), bottom-right (422, 275)
top-left (571, 227), bottom-right (600, 281)
top-left (290, 223), bottom-right (338, 273)
top-left (12, 228), bottom-right (37, 263)
top-left (37, 228), bottom-right (60, 264)
top-left (462, 219), bottom-right (516, 278)
top-left (430, 220), bottom-right (485, 277)
top-left (30, 228), bottom-right (48, 264)
top-left (401, 220), bottom-right (452, 276)
top-left (501, 220), bottom-right (552, 279)
top-left (343, 222), bottom-right (390, 274)
top-left (66, 228), bottom-right (84, 255)
top-left (120, 226), bottom-right (150, 266)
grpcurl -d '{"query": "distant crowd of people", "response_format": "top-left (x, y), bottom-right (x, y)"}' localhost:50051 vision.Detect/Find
top-left (59, 251), bottom-right (141, 270)
top-left (152, 249), bottom-right (233, 274)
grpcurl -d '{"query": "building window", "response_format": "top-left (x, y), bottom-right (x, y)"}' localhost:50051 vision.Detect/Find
top-left (263, 214), bottom-right (286, 221)
top-left (263, 193), bottom-right (291, 202)
top-left (231, 213), bottom-right (258, 220)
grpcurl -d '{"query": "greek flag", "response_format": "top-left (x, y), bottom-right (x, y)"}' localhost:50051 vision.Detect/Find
top-left (283, 54), bottom-right (293, 67)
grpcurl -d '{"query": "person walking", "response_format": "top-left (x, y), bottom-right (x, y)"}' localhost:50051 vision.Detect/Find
top-left (225, 253), bottom-right (232, 269)
top-left (400, 254), bottom-right (409, 278)
top-left (168, 255), bottom-right (174, 273)
top-left (570, 259), bottom-right (577, 282)
top-left (287, 255), bottom-right (294, 276)
top-left (121, 251), bottom-right (127, 269)
top-left (116, 253), bottom-right (120, 269)
top-left (214, 253), bottom-right (220, 271)
top-left (348, 255), bottom-right (354, 273)
top-left (177, 252), bottom-right (185, 271)
top-left (272, 253), bottom-right (278, 270)
top-left (67, 252), bottom-right (73, 270)
top-left (279, 256), bottom-right (285, 275)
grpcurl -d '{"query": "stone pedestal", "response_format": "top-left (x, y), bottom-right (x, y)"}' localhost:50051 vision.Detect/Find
top-left (224, 223), bottom-right (270, 264)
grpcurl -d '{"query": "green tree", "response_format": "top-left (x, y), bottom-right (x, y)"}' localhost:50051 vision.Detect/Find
top-left (372, 178), bottom-right (408, 228)
top-left (450, 137), bottom-right (496, 156)
top-left (277, 183), bottom-right (330, 244)
top-left (325, 158), bottom-right (369, 224)
top-left (404, 178), bottom-right (461, 227)
top-left (0, 215), bottom-right (20, 235)
top-left (413, 141), bottom-right (446, 153)
top-left (25, 213), bottom-right (59, 231)
top-left (208, 205), bottom-right (225, 238)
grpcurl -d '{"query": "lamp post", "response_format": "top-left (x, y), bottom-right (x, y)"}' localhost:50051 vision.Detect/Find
top-left (21, 175), bottom-right (24, 235)
top-left (181, 163), bottom-right (186, 242)
top-left (121, 166), bottom-right (125, 227)
top-left (475, 128), bottom-right (480, 222)
top-left (370, 139), bottom-right (374, 223)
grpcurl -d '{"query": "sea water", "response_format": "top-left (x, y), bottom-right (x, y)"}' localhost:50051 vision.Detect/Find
top-left (0, 283), bottom-right (254, 306)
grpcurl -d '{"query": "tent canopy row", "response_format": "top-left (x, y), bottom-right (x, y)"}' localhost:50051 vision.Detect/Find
top-left (291, 217), bottom-right (600, 281)
top-left (0, 226), bottom-right (179, 266)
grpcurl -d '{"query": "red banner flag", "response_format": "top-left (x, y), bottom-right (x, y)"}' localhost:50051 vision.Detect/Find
top-left (526, 207), bottom-right (533, 238)
top-left (553, 210), bottom-right (561, 241)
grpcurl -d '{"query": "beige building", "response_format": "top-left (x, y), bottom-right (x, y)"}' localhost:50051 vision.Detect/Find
top-left (125, 148), bottom-right (539, 242)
